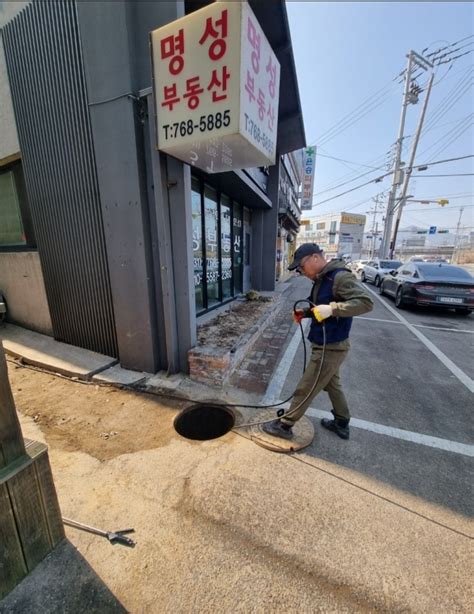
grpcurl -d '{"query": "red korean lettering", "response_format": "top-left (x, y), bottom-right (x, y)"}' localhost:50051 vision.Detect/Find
top-left (199, 8), bottom-right (228, 61)
top-left (183, 76), bottom-right (204, 110)
top-left (257, 88), bottom-right (265, 121)
top-left (160, 29), bottom-right (185, 75)
top-left (266, 55), bottom-right (277, 99)
top-left (244, 70), bottom-right (255, 103)
top-left (247, 17), bottom-right (261, 73)
top-left (161, 83), bottom-right (180, 110)
top-left (267, 102), bottom-right (275, 132)
top-left (207, 66), bottom-right (230, 102)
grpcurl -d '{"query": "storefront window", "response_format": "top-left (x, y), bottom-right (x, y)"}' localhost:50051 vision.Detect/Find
top-left (191, 176), bottom-right (245, 312)
top-left (204, 186), bottom-right (219, 307)
top-left (0, 170), bottom-right (25, 246)
top-left (191, 178), bottom-right (204, 312)
top-left (221, 195), bottom-right (232, 300)
top-left (233, 202), bottom-right (243, 294)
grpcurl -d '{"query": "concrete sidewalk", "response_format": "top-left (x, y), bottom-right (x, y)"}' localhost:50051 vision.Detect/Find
top-left (0, 277), bottom-right (295, 400)
top-left (1, 356), bottom-right (472, 612)
top-left (1, 275), bottom-right (472, 612)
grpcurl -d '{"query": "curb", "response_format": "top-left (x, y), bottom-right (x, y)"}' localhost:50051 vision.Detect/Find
top-left (188, 293), bottom-right (286, 387)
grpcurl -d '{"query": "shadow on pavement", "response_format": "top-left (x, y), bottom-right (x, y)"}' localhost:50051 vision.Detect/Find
top-left (302, 416), bottom-right (474, 520)
top-left (0, 540), bottom-right (127, 614)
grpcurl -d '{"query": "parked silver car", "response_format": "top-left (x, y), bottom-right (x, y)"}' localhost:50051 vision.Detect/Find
top-left (361, 259), bottom-right (402, 286)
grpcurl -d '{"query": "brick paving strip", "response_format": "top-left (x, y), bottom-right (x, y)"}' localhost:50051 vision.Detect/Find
top-left (229, 277), bottom-right (309, 394)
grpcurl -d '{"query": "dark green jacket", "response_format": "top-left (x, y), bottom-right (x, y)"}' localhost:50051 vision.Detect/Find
top-left (309, 259), bottom-right (374, 349)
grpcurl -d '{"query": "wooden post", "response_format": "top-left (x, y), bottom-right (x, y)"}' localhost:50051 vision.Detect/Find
top-left (0, 342), bottom-right (65, 598)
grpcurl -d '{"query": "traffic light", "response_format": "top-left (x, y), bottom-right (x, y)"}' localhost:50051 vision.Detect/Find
top-left (437, 199), bottom-right (449, 207)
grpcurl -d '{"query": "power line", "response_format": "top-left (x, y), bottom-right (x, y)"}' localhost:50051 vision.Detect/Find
top-left (312, 151), bottom-right (389, 194)
top-left (312, 155), bottom-right (474, 207)
top-left (316, 151), bottom-right (382, 170)
top-left (421, 68), bottom-right (472, 133)
top-left (404, 113), bottom-right (474, 140)
top-left (426, 119), bottom-right (473, 162)
top-left (311, 76), bottom-right (400, 145)
top-left (313, 164), bottom-right (387, 197)
top-left (315, 69), bottom-right (473, 194)
top-left (411, 173), bottom-right (474, 178)
top-left (314, 170), bottom-right (393, 206)
top-left (421, 66), bottom-right (473, 134)
top-left (317, 88), bottom-right (398, 147)
top-left (417, 113), bottom-right (473, 161)
top-left (413, 154), bottom-right (473, 168)
top-left (308, 44), bottom-right (473, 207)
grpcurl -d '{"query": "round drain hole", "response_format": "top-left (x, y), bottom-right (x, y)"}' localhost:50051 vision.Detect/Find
top-left (174, 404), bottom-right (235, 441)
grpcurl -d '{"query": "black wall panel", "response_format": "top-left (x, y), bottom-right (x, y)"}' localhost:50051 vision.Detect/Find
top-left (3, 0), bottom-right (118, 357)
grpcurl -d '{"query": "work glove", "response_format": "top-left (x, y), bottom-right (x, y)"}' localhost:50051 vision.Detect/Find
top-left (311, 304), bottom-right (333, 322)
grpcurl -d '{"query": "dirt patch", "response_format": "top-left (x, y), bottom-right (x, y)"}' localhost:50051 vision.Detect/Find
top-left (6, 360), bottom-right (188, 462)
top-left (197, 298), bottom-right (273, 349)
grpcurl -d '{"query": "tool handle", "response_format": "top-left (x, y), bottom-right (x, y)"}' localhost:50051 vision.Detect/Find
top-left (62, 517), bottom-right (106, 537)
top-left (116, 528), bottom-right (135, 535)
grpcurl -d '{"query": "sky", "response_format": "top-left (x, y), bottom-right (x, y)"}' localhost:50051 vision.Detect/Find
top-left (287, 1), bottom-right (473, 235)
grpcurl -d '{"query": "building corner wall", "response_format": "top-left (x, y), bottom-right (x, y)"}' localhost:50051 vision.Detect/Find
top-left (0, 252), bottom-right (53, 335)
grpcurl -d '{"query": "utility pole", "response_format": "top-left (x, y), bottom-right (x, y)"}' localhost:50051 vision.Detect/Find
top-left (380, 50), bottom-right (433, 258)
top-left (453, 207), bottom-right (465, 263)
top-left (389, 70), bottom-right (435, 257)
top-left (367, 193), bottom-right (384, 258)
top-left (379, 52), bottom-right (413, 258)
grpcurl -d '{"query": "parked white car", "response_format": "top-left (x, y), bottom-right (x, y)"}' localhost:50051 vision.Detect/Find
top-left (351, 260), bottom-right (369, 274)
top-left (361, 259), bottom-right (402, 286)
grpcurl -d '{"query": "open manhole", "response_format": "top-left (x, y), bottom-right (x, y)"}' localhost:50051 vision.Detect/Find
top-left (174, 404), bottom-right (235, 441)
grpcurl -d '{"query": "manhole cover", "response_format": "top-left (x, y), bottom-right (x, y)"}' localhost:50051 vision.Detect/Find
top-left (174, 404), bottom-right (235, 441)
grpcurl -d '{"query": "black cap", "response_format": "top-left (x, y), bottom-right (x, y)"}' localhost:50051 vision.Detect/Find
top-left (288, 243), bottom-right (323, 270)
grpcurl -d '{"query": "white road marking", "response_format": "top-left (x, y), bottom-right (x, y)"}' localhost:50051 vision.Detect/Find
top-left (269, 402), bottom-right (474, 457)
top-left (365, 286), bottom-right (474, 393)
top-left (306, 407), bottom-right (474, 457)
top-left (355, 315), bottom-right (474, 334)
top-left (413, 324), bottom-right (474, 334)
top-left (355, 316), bottom-right (403, 325)
top-left (262, 320), bottom-right (309, 404)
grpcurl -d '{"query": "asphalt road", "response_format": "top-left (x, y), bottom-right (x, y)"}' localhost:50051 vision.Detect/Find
top-left (269, 274), bottom-right (473, 520)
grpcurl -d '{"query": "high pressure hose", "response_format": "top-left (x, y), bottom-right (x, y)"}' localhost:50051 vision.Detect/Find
top-left (232, 299), bottom-right (327, 429)
top-left (6, 299), bottom-right (327, 432)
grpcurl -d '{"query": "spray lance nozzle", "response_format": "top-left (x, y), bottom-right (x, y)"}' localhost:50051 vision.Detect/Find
top-left (292, 299), bottom-right (313, 324)
top-left (293, 299), bottom-right (332, 324)
top-left (293, 299), bottom-right (328, 324)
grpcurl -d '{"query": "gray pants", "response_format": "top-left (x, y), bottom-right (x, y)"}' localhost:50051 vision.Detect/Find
top-left (282, 345), bottom-right (350, 425)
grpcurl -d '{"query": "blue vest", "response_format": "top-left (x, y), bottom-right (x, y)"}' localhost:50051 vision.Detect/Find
top-left (308, 269), bottom-right (353, 345)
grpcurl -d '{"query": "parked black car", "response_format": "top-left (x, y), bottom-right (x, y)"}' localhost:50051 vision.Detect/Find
top-left (379, 263), bottom-right (474, 315)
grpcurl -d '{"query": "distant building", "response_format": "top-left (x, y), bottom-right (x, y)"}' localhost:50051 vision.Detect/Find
top-left (298, 212), bottom-right (366, 260)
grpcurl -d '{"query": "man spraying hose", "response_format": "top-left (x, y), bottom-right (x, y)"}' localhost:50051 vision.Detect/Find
top-left (263, 243), bottom-right (373, 440)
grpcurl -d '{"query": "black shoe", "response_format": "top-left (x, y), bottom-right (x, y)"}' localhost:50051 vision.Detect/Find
top-left (262, 419), bottom-right (294, 440)
top-left (321, 418), bottom-right (350, 440)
